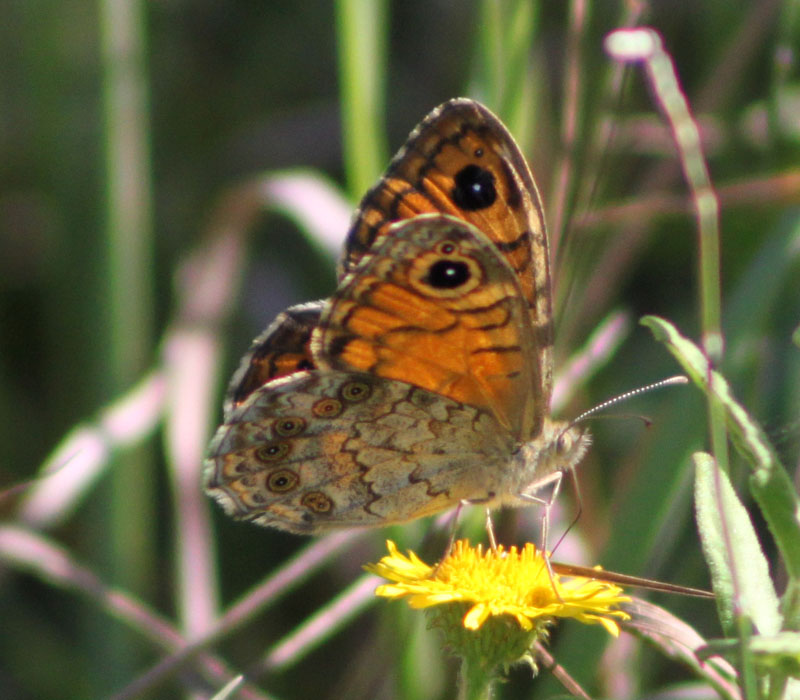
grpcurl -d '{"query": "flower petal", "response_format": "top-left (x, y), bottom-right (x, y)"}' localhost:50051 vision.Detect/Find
top-left (367, 540), bottom-right (629, 636)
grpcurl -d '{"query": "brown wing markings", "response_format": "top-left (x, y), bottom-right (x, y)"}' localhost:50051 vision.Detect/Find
top-left (341, 99), bottom-right (542, 279)
top-left (345, 222), bottom-right (377, 260)
top-left (225, 302), bottom-right (323, 415)
top-left (323, 275), bottom-right (469, 375)
top-left (364, 127), bottom-right (482, 231)
top-left (409, 114), bottom-right (477, 163)
top-left (407, 465), bottom-right (452, 500)
top-left (473, 313), bottom-right (513, 332)
top-left (329, 280), bottom-right (522, 382)
top-left (498, 234), bottom-right (534, 275)
top-left (404, 123), bottom-right (540, 321)
top-left (339, 413), bottom-right (410, 520)
top-left (453, 295), bottom-right (514, 330)
top-left (386, 184), bottom-right (419, 219)
top-left (325, 332), bottom-right (358, 364)
top-left (494, 232), bottom-right (528, 253)
top-left (469, 344), bottom-right (523, 356)
top-left (355, 452), bottom-right (397, 520)
top-left (498, 157), bottom-right (523, 210)
top-left (325, 217), bottom-right (540, 435)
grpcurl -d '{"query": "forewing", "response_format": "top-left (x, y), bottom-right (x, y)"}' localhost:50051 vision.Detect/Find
top-left (341, 98), bottom-right (553, 420)
top-left (317, 215), bottom-right (541, 438)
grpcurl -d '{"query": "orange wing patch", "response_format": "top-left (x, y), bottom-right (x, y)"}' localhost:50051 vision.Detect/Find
top-left (318, 216), bottom-right (537, 436)
top-left (340, 99), bottom-right (553, 414)
top-left (341, 99), bottom-right (548, 327)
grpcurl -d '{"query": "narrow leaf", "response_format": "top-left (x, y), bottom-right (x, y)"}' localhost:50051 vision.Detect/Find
top-left (694, 452), bottom-right (781, 637)
top-left (701, 632), bottom-right (800, 679)
top-left (621, 597), bottom-right (740, 700)
top-left (643, 315), bottom-right (800, 579)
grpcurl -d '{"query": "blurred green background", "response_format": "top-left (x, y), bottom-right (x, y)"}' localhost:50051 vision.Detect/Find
top-left (1, 1), bottom-right (799, 698)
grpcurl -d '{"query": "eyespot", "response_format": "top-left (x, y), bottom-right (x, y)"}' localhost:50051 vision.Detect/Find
top-left (435, 240), bottom-right (458, 256)
top-left (452, 164), bottom-right (496, 211)
top-left (424, 259), bottom-right (471, 289)
top-left (408, 244), bottom-right (483, 298)
top-left (266, 469), bottom-right (299, 493)
top-left (256, 442), bottom-right (290, 462)
top-left (340, 380), bottom-right (372, 402)
top-left (301, 491), bottom-right (333, 513)
top-left (274, 417), bottom-right (306, 437)
top-left (312, 397), bottom-right (343, 417)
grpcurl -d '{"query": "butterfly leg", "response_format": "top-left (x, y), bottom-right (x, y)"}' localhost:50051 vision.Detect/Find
top-left (532, 642), bottom-right (592, 699)
top-left (558, 467), bottom-right (584, 553)
top-left (454, 495), bottom-right (500, 550)
top-left (427, 503), bottom-right (466, 578)
top-left (442, 502), bottom-right (465, 557)
top-left (520, 470), bottom-right (566, 600)
top-left (520, 469), bottom-right (565, 555)
top-left (484, 508), bottom-right (498, 551)
top-left (435, 498), bottom-right (497, 576)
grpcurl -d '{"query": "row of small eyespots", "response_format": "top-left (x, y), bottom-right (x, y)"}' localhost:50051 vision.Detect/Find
top-left (254, 379), bottom-right (374, 465)
top-left (249, 380), bottom-right (375, 506)
top-left (241, 466), bottom-right (333, 514)
top-left (258, 470), bottom-right (332, 513)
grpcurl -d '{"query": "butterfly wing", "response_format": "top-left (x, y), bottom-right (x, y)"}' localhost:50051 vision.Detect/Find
top-left (204, 370), bottom-right (510, 533)
top-left (317, 215), bottom-right (541, 439)
top-left (205, 101), bottom-right (561, 533)
top-left (341, 98), bottom-right (554, 412)
top-left (225, 100), bottom-right (554, 425)
top-left (224, 301), bottom-right (323, 416)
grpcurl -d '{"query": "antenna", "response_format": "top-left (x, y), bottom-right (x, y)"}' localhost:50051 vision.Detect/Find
top-left (571, 375), bottom-right (688, 425)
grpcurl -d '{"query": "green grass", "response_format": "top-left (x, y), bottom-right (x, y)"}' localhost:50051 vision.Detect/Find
top-left (1, 1), bottom-right (800, 698)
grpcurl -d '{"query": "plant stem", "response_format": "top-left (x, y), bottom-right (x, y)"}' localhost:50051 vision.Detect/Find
top-left (458, 658), bottom-right (495, 700)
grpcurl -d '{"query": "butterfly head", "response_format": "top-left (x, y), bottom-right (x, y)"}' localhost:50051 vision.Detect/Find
top-left (518, 419), bottom-right (591, 489)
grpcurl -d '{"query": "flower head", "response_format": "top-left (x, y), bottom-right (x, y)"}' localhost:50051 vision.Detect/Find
top-left (366, 540), bottom-right (630, 636)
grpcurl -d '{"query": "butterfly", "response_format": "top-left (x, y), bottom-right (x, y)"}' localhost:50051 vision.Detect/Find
top-left (204, 98), bottom-right (590, 534)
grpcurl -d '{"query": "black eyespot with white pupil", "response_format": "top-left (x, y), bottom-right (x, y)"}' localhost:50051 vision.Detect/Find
top-left (341, 380), bottom-right (372, 402)
top-left (257, 442), bottom-right (290, 462)
top-left (267, 469), bottom-right (299, 492)
top-left (425, 259), bottom-right (471, 289)
top-left (452, 164), bottom-right (496, 211)
top-left (275, 417), bottom-right (305, 437)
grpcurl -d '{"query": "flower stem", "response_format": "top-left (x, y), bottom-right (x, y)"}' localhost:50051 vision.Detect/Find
top-left (458, 657), bottom-right (495, 700)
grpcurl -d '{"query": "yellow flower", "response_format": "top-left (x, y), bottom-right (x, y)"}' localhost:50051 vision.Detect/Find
top-left (366, 540), bottom-right (630, 636)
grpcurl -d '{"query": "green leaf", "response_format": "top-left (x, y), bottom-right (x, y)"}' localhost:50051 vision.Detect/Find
top-left (643, 315), bottom-right (800, 580)
top-left (749, 633), bottom-right (800, 677)
top-left (694, 452), bottom-right (782, 637)
top-left (701, 632), bottom-right (800, 679)
top-left (621, 597), bottom-right (740, 700)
